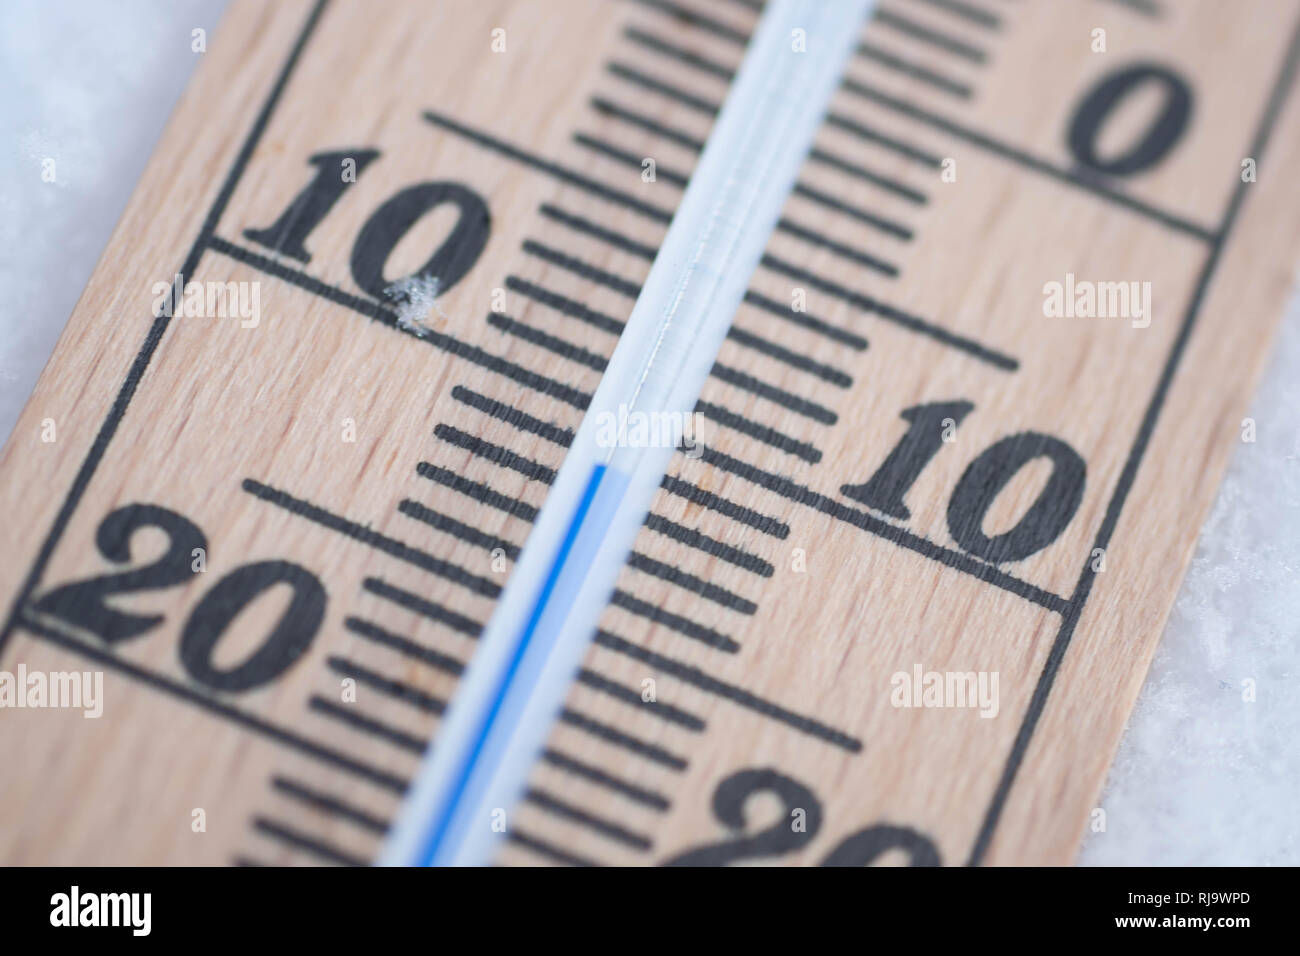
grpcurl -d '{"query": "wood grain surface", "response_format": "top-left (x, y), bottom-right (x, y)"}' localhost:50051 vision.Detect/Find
top-left (2, 0), bottom-right (1299, 866)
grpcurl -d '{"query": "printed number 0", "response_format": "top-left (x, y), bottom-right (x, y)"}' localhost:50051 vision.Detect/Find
top-left (178, 560), bottom-right (325, 692)
top-left (1067, 64), bottom-right (1193, 176)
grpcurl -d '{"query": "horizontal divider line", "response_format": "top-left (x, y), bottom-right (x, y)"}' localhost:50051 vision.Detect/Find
top-left (574, 131), bottom-right (692, 188)
top-left (522, 239), bottom-right (644, 298)
top-left (326, 656), bottom-right (448, 715)
top-left (434, 421), bottom-right (559, 485)
top-left (906, 0), bottom-right (1003, 31)
top-left (17, 613), bottom-right (411, 794)
top-left (644, 512), bottom-right (775, 577)
top-left (308, 696), bottom-right (429, 754)
top-left (505, 276), bottom-right (628, 335)
top-left (540, 748), bottom-right (672, 810)
top-left (594, 629), bottom-right (864, 751)
top-left (590, 96), bottom-right (708, 151)
top-left (240, 477), bottom-right (503, 597)
top-left (622, 25), bottom-right (737, 80)
top-left (396, 499), bottom-right (522, 562)
top-left (524, 786), bottom-right (654, 851)
top-left (622, 0), bottom-right (750, 46)
top-left (710, 361), bottom-right (840, 423)
top-left (760, 253), bottom-right (1019, 370)
top-left (487, 313), bottom-right (611, 372)
top-left (1102, 0), bottom-right (1162, 18)
top-left (507, 827), bottom-right (601, 867)
top-left (538, 203), bottom-right (659, 260)
top-left (424, 110), bottom-right (674, 224)
top-left (775, 215), bottom-right (903, 273)
top-left (559, 707), bottom-right (689, 770)
top-left (825, 110), bottom-right (944, 166)
top-left (206, 236), bottom-right (592, 409)
top-left (693, 398), bottom-right (824, 464)
top-left (270, 776), bottom-right (393, 835)
top-left (661, 472), bottom-right (791, 538)
top-left (792, 181), bottom-right (914, 239)
top-left (611, 589), bottom-right (741, 652)
top-left (414, 463), bottom-right (540, 522)
top-left (815, 141), bottom-right (930, 202)
top-left (695, 444), bottom-right (1071, 613)
top-left (854, 41), bottom-right (973, 99)
top-left (450, 385), bottom-right (575, 448)
top-left (741, 289), bottom-right (868, 351)
top-left (362, 576), bottom-right (485, 638)
top-left (252, 817), bottom-right (366, 867)
top-left (873, 7), bottom-right (988, 63)
top-left (726, 324), bottom-right (855, 386)
top-left (839, 79), bottom-right (1217, 242)
top-left (344, 615), bottom-right (466, 676)
top-left (627, 549), bottom-right (759, 614)
top-left (577, 667), bottom-right (707, 730)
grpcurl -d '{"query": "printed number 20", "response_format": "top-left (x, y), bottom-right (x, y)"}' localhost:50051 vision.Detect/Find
top-left (31, 504), bottom-right (325, 692)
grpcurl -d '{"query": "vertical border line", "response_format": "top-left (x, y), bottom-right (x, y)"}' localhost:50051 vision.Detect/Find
top-left (0, 0), bottom-right (332, 659)
top-left (967, 12), bottom-right (1300, 865)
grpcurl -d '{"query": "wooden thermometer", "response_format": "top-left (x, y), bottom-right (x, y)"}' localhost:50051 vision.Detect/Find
top-left (4, 0), bottom-right (1300, 866)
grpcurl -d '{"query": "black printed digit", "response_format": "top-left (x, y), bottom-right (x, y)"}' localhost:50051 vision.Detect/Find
top-left (349, 181), bottom-right (491, 299)
top-left (946, 432), bottom-right (1087, 564)
top-left (1067, 64), bottom-right (1193, 176)
top-left (821, 824), bottom-right (941, 866)
top-left (843, 402), bottom-right (1087, 563)
top-left (662, 768), bottom-right (823, 866)
top-left (244, 149), bottom-right (381, 262)
top-left (178, 560), bottom-right (326, 692)
top-left (841, 400), bottom-right (974, 519)
top-left (30, 504), bottom-right (206, 644)
top-left (244, 149), bottom-right (491, 303)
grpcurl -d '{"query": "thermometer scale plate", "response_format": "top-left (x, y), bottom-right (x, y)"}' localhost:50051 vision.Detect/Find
top-left (2, 0), bottom-right (1299, 866)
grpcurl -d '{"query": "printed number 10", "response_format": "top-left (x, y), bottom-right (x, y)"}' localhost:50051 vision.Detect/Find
top-left (840, 401), bottom-right (1086, 564)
